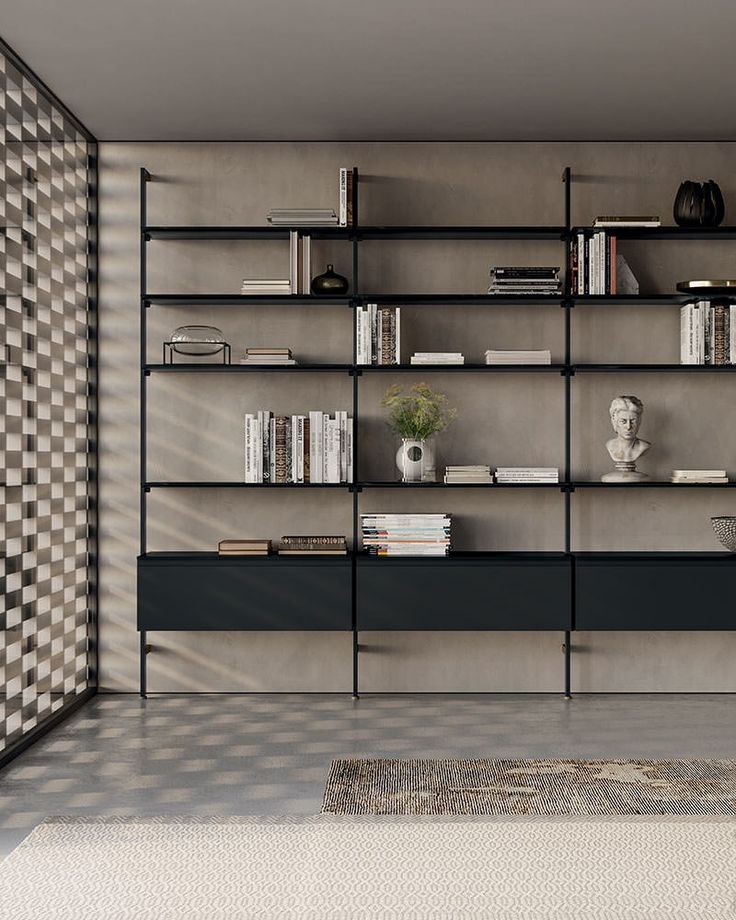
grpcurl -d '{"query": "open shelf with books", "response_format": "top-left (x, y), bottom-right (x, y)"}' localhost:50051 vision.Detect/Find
top-left (138, 164), bottom-right (736, 699)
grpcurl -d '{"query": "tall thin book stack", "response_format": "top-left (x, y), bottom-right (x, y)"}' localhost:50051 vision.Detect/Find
top-left (355, 304), bottom-right (400, 365)
top-left (680, 301), bottom-right (736, 365)
top-left (361, 513), bottom-right (451, 557)
top-left (244, 411), bottom-right (353, 483)
top-left (338, 167), bottom-right (358, 227)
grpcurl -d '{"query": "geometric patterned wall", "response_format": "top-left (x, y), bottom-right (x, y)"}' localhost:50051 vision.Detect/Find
top-left (0, 44), bottom-right (96, 755)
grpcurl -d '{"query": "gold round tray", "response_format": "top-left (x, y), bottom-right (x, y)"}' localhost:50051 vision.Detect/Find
top-left (677, 280), bottom-right (736, 295)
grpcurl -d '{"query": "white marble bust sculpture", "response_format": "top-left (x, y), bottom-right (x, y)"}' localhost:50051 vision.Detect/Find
top-left (601, 395), bottom-right (651, 482)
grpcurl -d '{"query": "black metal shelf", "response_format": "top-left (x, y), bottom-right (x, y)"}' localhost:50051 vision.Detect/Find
top-left (572, 225), bottom-right (736, 241)
top-left (354, 226), bottom-right (566, 240)
top-left (360, 363), bottom-right (565, 373)
top-left (573, 363), bottom-right (736, 372)
top-left (144, 481), bottom-right (351, 489)
top-left (144, 224), bottom-right (566, 242)
top-left (571, 480), bottom-right (736, 488)
top-left (144, 226), bottom-right (353, 241)
top-left (359, 480), bottom-right (562, 489)
top-left (356, 294), bottom-right (564, 305)
top-left (570, 294), bottom-right (686, 305)
top-left (138, 164), bottom-right (736, 699)
top-left (145, 363), bottom-right (352, 373)
top-left (145, 294), bottom-right (351, 306)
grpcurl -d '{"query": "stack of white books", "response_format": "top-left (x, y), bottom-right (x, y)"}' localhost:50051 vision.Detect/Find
top-left (410, 352), bottom-right (464, 365)
top-left (444, 465), bottom-right (493, 484)
top-left (495, 467), bottom-right (559, 484)
top-left (267, 209), bottom-right (337, 226)
top-left (485, 349), bottom-right (551, 365)
top-left (241, 279), bottom-right (292, 295)
top-left (361, 513), bottom-right (451, 556)
top-left (240, 348), bottom-right (296, 366)
top-left (671, 469), bottom-right (728, 484)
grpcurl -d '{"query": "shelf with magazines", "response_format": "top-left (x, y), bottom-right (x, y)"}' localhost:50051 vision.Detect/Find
top-left (138, 165), bottom-right (736, 700)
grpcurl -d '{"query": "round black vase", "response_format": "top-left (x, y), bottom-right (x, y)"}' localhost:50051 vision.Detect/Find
top-left (311, 264), bottom-right (349, 296)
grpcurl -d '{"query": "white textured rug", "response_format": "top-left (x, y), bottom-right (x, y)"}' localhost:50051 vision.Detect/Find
top-left (0, 816), bottom-right (735, 919)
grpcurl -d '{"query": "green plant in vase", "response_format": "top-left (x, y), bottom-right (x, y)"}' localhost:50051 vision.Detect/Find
top-left (382, 382), bottom-right (457, 482)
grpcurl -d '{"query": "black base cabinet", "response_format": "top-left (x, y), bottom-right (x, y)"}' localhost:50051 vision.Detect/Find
top-left (356, 554), bottom-right (571, 630)
top-left (576, 554), bottom-right (736, 630)
top-left (138, 554), bottom-right (352, 631)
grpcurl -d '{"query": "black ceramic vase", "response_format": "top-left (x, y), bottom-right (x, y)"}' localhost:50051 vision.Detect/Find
top-left (673, 179), bottom-right (725, 227)
top-left (311, 263), bottom-right (349, 295)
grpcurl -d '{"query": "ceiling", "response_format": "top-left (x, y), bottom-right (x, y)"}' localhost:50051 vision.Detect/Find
top-left (4, 0), bottom-right (736, 141)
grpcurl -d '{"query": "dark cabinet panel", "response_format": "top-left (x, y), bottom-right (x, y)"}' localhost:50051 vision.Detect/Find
top-left (576, 556), bottom-right (736, 630)
top-left (138, 557), bottom-right (352, 630)
top-left (357, 556), bottom-right (571, 630)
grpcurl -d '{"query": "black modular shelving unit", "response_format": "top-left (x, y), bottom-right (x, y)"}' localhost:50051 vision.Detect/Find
top-left (137, 166), bottom-right (736, 698)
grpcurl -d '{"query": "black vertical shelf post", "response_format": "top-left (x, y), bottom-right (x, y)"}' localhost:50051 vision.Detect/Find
top-left (140, 167), bottom-right (151, 698)
top-left (351, 197), bottom-right (361, 698)
top-left (562, 166), bottom-right (573, 699)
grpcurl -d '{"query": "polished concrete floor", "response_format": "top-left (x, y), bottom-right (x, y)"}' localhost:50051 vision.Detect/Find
top-left (1, 692), bottom-right (735, 857)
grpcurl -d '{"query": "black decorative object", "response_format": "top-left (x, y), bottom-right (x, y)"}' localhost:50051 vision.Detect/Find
top-left (673, 179), bottom-right (725, 227)
top-left (311, 264), bottom-right (349, 295)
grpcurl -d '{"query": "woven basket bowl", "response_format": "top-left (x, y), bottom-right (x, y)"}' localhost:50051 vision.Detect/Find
top-left (712, 516), bottom-right (736, 552)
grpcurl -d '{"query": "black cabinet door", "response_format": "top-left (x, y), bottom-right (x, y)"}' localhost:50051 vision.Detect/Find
top-left (357, 557), bottom-right (571, 630)
top-left (138, 558), bottom-right (352, 630)
top-left (576, 556), bottom-right (736, 630)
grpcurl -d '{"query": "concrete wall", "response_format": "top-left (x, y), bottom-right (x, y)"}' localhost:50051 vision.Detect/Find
top-left (98, 142), bottom-right (736, 692)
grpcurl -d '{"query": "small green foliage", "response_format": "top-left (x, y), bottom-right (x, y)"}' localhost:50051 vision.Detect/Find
top-left (381, 382), bottom-right (457, 440)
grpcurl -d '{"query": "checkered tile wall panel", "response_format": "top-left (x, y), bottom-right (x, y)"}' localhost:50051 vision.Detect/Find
top-left (1, 49), bottom-right (95, 753)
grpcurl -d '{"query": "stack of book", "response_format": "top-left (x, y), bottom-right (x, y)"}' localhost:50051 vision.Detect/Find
top-left (410, 352), bottom-right (464, 365)
top-left (355, 304), bottom-right (400, 364)
top-left (361, 513), bottom-right (451, 556)
top-left (671, 469), bottom-right (728, 484)
top-left (593, 216), bottom-right (661, 228)
top-left (218, 539), bottom-right (271, 556)
top-left (485, 349), bottom-right (551, 365)
top-left (444, 465), bottom-right (493, 484)
top-left (488, 266), bottom-right (561, 296)
top-left (495, 467), bottom-right (559, 484)
top-left (244, 411), bottom-right (353, 483)
top-left (680, 301), bottom-right (736, 365)
top-left (240, 348), bottom-right (296, 366)
top-left (241, 279), bottom-right (292, 295)
top-left (267, 209), bottom-right (337, 226)
top-left (278, 535), bottom-right (347, 555)
top-left (338, 167), bottom-right (358, 227)
top-left (571, 228), bottom-right (640, 296)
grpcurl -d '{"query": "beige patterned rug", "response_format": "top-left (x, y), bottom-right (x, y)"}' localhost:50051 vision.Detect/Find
top-left (1, 816), bottom-right (735, 919)
top-left (322, 758), bottom-right (736, 815)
